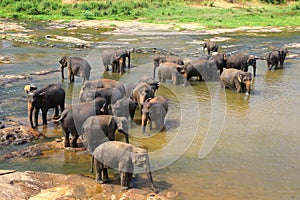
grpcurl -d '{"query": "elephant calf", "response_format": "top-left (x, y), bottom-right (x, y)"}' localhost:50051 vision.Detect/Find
top-left (142, 96), bottom-right (168, 135)
top-left (266, 48), bottom-right (288, 70)
top-left (220, 68), bottom-right (252, 95)
top-left (27, 84), bottom-right (65, 128)
top-left (92, 141), bottom-right (156, 192)
top-left (81, 115), bottom-right (129, 153)
top-left (203, 41), bottom-right (218, 55)
top-left (111, 97), bottom-right (137, 121)
top-left (153, 56), bottom-right (184, 78)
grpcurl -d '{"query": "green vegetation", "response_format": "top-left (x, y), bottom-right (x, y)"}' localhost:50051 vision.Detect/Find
top-left (0, 0), bottom-right (299, 28)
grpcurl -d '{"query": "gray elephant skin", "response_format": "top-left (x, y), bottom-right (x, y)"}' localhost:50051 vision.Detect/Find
top-left (81, 78), bottom-right (126, 97)
top-left (54, 97), bottom-right (107, 147)
top-left (203, 41), bottom-right (218, 55)
top-left (81, 115), bottom-right (129, 153)
top-left (27, 84), bottom-right (65, 128)
top-left (101, 49), bottom-right (131, 74)
top-left (266, 48), bottom-right (288, 70)
top-left (209, 53), bottom-right (228, 74)
top-left (220, 68), bottom-right (252, 94)
top-left (111, 97), bottom-right (137, 121)
top-left (59, 56), bottom-right (91, 83)
top-left (178, 60), bottom-right (219, 84)
top-left (226, 53), bottom-right (258, 76)
top-left (142, 96), bottom-right (168, 135)
top-left (131, 82), bottom-right (156, 111)
top-left (157, 62), bottom-right (184, 85)
top-left (153, 56), bottom-right (184, 78)
top-left (92, 141), bottom-right (156, 191)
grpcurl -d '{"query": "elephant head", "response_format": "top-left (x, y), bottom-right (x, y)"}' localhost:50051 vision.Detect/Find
top-left (279, 48), bottom-right (288, 67)
top-left (246, 55), bottom-right (258, 76)
top-left (59, 56), bottom-right (69, 80)
top-left (237, 71), bottom-right (252, 95)
top-left (114, 116), bottom-right (129, 143)
top-left (131, 148), bottom-right (156, 192)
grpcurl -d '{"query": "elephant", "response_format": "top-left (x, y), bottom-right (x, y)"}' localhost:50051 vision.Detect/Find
top-left (226, 53), bottom-right (258, 76)
top-left (27, 84), bottom-right (65, 128)
top-left (80, 78), bottom-right (126, 98)
top-left (141, 96), bottom-right (168, 135)
top-left (91, 141), bottom-right (156, 192)
top-left (157, 63), bottom-right (184, 85)
top-left (79, 87), bottom-right (124, 110)
top-left (153, 56), bottom-right (184, 78)
top-left (24, 84), bottom-right (37, 94)
top-left (177, 60), bottom-right (219, 85)
top-left (54, 97), bottom-right (107, 148)
top-left (266, 48), bottom-right (288, 70)
top-left (203, 41), bottom-right (218, 55)
top-left (81, 115), bottom-right (129, 153)
top-left (101, 49), bottom-right (131, 74)
top-left (59, 56), bottom-right (91, 83)
top-left (111, 97), bottom-right (137, 121)
top-left (209, 53), bottom-right (228, 74)
top-left (220, 68), bottom-right (252, 95)
top-left (131, 82), bottom-right (156, 111)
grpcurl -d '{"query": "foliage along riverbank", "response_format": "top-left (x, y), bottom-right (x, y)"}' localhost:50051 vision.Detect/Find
top-left (0, 0), bottom-right (299, 28)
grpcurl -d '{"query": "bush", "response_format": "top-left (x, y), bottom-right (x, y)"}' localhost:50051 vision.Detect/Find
top-left (260, 0), bottom-right (286, 4)
top-left (61, 6), bottom-right (73, 16)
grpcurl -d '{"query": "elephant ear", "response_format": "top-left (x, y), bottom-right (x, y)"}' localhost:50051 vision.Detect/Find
top-left (237, 72), bottom-right (242, 82)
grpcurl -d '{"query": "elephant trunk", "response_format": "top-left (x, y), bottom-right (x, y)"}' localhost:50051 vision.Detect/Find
top-left (252, 64), bottom-right (256, 77)
top-left (245, 80), bottom-right (251, 95)
top-left (145, 161), bottom-right (157, 192)
top-left (141, 113), bottom-right (148, 135)
top-left (28, 102), bottom-right (34, 128)
top-left (127, 53), bottom-right (130, 68)
top-left (60, 65), bottom-right (65, 80)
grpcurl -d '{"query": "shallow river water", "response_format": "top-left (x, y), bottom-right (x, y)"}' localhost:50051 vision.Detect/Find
top-left (0, 26), bottom-right (300, 199)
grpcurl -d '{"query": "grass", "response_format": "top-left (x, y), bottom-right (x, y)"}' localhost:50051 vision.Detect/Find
top-left (0, 0), bottom-right (299, 28)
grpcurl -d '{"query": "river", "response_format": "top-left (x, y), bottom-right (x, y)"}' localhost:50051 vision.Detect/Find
top-left (0, 23), bottom-right (300, 199)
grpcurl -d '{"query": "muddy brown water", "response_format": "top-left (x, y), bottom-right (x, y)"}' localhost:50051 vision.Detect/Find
top-left (0, 27), bottom-right (300, 199)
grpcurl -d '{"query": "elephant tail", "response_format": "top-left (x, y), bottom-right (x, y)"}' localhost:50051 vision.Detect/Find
top-left (90, 155), bottom-right (94, 173)
top-left (53, 110), bottom-right (67, 123)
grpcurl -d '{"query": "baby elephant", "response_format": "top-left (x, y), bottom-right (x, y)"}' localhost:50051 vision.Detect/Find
top-left (220, 68), bottom-right (252, 95)
top-left (92, 141), bottom-right (156, 192)
top-left (81, 115), bottom-right (129, 153)
top-left (59, 56), bottom-right (91, 83)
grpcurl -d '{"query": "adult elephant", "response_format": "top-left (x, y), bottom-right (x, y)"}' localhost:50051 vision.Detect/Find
top-left (157, 63), bottom-right (184, 85)
top-left (101, 49), bottom-right (131, 73)
top-left (209, 53), bottom-right (227, 74)
top-left (267, 48), bottom-right (289, 70)
top-left (220, 68), bottom-right (252, 95)
top-left (81, 78), bottom-right (126, 98)
top-left (79, 87), bottom-right (123, 109)
top-left (27, 84), bottom-right (65, 128)
top-left (177, 60), bottom-right (219, 85)
top-left (111, 97), bottom-right (137, 121)
top-left (131, 82), bottom-right (156, 111)
top-left (203, 41), bottom-right (218, 55)
top-left (81, 115), bottom-right (129, 153)
top-left (153, 56), bottom-right (184, 78)
top-left (59, 56), bottom-right (91, 83)
top-left (142, 96), bottom-right (168, 135)
top-left (92, 141), bottom-right (156, 192)
top-left (226, 53), bottom-right (258, 76)
top-left (54, 98), bottom-right (107, 148)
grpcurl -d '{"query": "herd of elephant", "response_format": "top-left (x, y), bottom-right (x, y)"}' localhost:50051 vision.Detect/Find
top-left (23, 42), bottom-right (288, 192)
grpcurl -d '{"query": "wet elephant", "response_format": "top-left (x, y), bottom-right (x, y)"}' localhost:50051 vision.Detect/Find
top-left (153, 56), bottom-right (184, 78)
top-left (81, 115), bottom-right (129, 153)
top-left (141, 96), bottom-right (168, 135)
top-left (92, 141), bottom-right (156, 192)
top-left (54, 97), bottom-right (107, 148)
top-left (177, 60), bottom-right (219, 85)
top-left (101, 49), bottom-right (131, 73)
top-left (220, 68), bottom-right (252, 95)
top-left (59, 56), bottom-right (91, 83)
top-left (209, 53), bottom-right (228, 74)
top-left (111, 97), bottom-right (137, 121)
top-left (226, 53), bottom-right (258, 76)
top-left (267, 48), bottom-right (288, 70)
top-left (203, 41), bottom-right (218, 55)
top-left (157, 63), bottom-right (184, 85)
top-left (80, 78), bottom-right (126, 98)
top-left (27, 84), bottom-right (65, 128)
top-left (131, 82), bottom-right (156, 111)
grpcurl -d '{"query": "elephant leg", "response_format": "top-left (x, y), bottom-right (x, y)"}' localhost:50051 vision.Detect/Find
top-left (34, 108), bottom-right (39, 127)
top-left (41, 109), bottom-right (48, 125)
top-left (120, 171), bottom-right (131, 190)
top-left (103, 166), bottom-right (109, 182)
top-left (62, 127), bottom-right (71, 147)
top-left (95, 160), bottom-right (103, 183)
top-left (70, 132), bottom-right (79, 148)
top-left (54, 106), bottom-right (59, 118)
